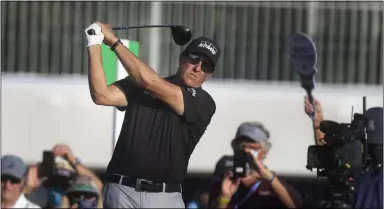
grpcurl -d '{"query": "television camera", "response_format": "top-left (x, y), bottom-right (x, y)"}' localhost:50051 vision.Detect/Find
top-left (288, 32), bottom-right (371, 209)
top-left (306, 111), bottom-right (367, 208)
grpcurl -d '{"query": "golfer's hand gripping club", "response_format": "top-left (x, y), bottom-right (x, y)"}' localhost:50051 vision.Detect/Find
top-left (87, 26), bottom-right (120, 36)
top-left (85, 23), bottom-right (104, 47)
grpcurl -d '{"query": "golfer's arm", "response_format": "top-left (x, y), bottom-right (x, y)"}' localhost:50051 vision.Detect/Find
top-left (88, 46), bottom-right (128, 106)
top-left (113, 43), bottom-right (184, 115)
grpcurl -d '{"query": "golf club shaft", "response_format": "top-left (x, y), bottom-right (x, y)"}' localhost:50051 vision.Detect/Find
top-left (113, 25), bottom-right (177, 30)
top-left (87, 24), bottom-right (178, 35)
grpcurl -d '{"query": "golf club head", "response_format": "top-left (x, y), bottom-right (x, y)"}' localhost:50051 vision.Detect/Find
top-left (171, 25), bottom-right (192, 46)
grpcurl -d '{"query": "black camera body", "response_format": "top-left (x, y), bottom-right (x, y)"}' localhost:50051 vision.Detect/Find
top-left (233, 147), bottom-right (249, 178)
top-left (307, 113), bottom-right (366, 176)
top-left (38, 151), bottom-right (78, 190)
top-left (233, 145), bottom-right (258, 179)
top-left (306, 113), bottom-right (367, 208)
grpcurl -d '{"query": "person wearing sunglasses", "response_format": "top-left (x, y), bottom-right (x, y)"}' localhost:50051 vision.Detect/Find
top-left (1, 155), bottom-right (41, 208)
top-left (63, 175), bottom-right (101, 209)
top-left (85, 21), bottom-right (221, 208)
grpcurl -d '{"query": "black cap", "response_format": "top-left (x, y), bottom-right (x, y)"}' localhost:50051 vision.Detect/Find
top-left (183, 36), bottom-right (221, 68)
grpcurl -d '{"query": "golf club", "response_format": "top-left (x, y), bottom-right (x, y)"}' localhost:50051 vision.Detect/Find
top-left (87, 25), bottom-right (192, 46)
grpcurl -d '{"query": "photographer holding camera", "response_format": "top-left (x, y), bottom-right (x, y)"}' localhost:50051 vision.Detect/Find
top-left (304, 96), bottom-right (383, 209)
top-left (208, 122), bottom-right (303, 209)
top-left (25, 144), bottom-right (103, 208)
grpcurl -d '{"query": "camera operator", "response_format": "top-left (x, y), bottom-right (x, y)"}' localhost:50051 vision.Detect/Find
top-left (25, 144), bottom-right (103, 208)
top-left (353, 107), bottom-right (383, 209)
top-left (304, 97), bottom-right (383, 209)
top-left (1, 155), bottom-right (41, 208)
top-left (208, 122), bottom-right (303, 209)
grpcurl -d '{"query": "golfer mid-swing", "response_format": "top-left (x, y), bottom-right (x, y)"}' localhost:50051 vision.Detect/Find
top-left (85, 21), bottom-right (221, 208)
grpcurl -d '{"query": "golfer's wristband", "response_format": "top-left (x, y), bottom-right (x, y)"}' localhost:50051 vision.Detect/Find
top-left (110, 39), bottom-right (122, 51)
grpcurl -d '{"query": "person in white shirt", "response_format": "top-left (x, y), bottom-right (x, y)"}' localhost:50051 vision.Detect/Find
top-left (1, 155), bottom-right (41, 208)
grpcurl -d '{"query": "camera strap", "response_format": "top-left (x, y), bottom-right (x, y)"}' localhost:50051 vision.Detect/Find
top-left (233, 180), bottom-right (262, 209)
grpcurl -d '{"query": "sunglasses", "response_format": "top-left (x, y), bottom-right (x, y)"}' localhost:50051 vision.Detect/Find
top-left (183, 52), bottom-right (214, 73)
top-left (67, 192), bottom-right (97, 201)
top-left (1, 175), bottom-right (21, 184)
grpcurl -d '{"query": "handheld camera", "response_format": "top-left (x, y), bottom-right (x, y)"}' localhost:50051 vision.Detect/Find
top-left (233, 145), bottom-right (258, 179)
top-left (38, 151), bottom-right (55, 178)
top-left (38, 150), bottom-right (78, 190)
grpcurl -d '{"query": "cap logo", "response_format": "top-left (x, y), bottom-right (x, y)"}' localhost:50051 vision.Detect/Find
top-left (198, 41), bottom-right (217, 55)
top-left (367, 119), bottom-right (375, 132)
top-left (6, 163), bottom-right (14, 169)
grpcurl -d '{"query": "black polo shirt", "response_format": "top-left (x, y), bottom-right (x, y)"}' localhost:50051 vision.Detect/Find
top-left (106, 76), bottom-right (216, 184)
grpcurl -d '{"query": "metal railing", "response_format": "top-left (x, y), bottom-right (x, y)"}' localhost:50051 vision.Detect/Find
top-left (1, 1), bottom-right (382, 84)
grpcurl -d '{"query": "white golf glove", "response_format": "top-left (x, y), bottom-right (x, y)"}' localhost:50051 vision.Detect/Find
top-left (85, 23), bottom-right (104, 47)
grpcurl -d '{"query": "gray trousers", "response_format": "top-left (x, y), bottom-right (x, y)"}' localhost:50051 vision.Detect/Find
top-left (102, 178), bottom-right (185, 208)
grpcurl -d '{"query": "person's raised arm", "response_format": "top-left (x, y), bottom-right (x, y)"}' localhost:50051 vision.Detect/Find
top-left (304, 96), bottom-right (325, 145)
top-left (245, 148), bottom-right (303, 208)
top-left (96, 21), bottom-right (185, 115)
top-left (51, 144), bottom-right (104, 192)
top-left (85, 23), bottom-right (129, 107)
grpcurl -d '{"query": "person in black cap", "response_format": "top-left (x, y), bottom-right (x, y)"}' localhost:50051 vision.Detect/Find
top-left (1, 155), bottom-right (40, 208)
top-left (84, 21), bottom-right (220, 207)
top-left (208, 122), bottom-right (303, 209)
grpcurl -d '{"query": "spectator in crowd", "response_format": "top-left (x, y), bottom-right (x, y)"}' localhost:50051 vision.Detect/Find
top-left (23, 164), bottom-right (48, 207)
top-left (44, 161), bottom-right (78, 208)
top-left (187, 190), bottom-right (210, 209)
top-left (1, 155), bottom-right (41, 208)
top-left (24, 144), bottom-right (103, 208)
top-left (63, 175), bottom-right (101, 208)
top-left (208, 122), bottom-right (303, 209)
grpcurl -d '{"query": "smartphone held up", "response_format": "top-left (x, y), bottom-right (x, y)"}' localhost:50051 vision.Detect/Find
top-left (37, 150), bottom-right (78, 190)
top-left (38, 151), bottom-right (55, 178)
